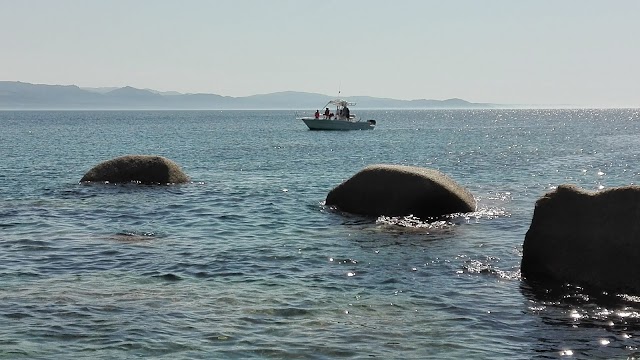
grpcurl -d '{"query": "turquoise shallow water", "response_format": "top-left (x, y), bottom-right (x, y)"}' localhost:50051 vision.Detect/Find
top-left (1, 109), bottom-right (640, 359)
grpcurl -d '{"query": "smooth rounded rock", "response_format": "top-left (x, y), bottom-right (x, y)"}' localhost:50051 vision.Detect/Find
top-left (80, 155), bottom-right (189, 184)
top-left (325, 164), bottom-right (476, 218)
top-left (522, 184), bottom-right (640, 294)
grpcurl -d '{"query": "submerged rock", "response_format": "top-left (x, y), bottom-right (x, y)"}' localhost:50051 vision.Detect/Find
top-left (325, 164), bottom-right (476, 219)
top-left (522, 184), bottom-right (640, 294)
top-left (80, 155), bottom-right (189, 184)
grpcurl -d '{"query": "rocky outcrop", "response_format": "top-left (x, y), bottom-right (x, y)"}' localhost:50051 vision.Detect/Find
top-left (325, 164), bottom-right (476, 218)
top-left (521, 184), bottom-right (640, 294)
top-left (80, 155), bottom-right (189, 184)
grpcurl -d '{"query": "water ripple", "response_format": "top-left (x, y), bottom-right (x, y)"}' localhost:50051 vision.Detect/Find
top-left (3, 109), bottom-right (640, 358)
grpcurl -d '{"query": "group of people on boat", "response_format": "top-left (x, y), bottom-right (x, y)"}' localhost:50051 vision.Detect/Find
top-left (314, 105), bottom-right (350, 120)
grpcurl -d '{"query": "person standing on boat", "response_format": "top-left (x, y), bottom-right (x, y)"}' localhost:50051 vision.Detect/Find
top-left (324, 107), bottom-right (330, 119)
top-left (315, 110), bottom-right (320, 119)
top-left (343, 105), bottom-right (350, 119)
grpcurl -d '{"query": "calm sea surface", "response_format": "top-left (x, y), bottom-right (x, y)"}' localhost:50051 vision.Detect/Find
top-left (1, 109), bottom-right (640, 359)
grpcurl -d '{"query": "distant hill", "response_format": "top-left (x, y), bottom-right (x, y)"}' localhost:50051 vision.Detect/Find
top-left (0, 81), bottom-right (493, 110)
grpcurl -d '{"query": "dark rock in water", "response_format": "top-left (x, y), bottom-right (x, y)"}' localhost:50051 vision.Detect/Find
top-left (80, 155), bottom-right (189, 184)
top-left (153, 273), bottom-right (183, 281)
top-left (522, 184), bottom-right (640, 294)
top-left (325, 164), bottom-right (476, 218)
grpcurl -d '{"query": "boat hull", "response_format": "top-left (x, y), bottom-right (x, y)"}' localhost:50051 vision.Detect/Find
top-left (300, 118), bottom-right (375, 131)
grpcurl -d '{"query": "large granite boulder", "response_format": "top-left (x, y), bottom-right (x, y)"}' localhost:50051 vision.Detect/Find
top-left (325, 164), bottom-right (476, 218)
top-left (522, 184), bottom-right (640, 294)
top-left (80, 155), bottom-right (189, 184)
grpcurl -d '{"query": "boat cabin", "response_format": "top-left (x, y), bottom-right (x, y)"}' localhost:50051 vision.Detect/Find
top-left (322, 99), bottom-right (356, 120)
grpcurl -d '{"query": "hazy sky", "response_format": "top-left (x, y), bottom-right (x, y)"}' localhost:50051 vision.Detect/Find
top-left (1, 0), bottom-right (638, 106)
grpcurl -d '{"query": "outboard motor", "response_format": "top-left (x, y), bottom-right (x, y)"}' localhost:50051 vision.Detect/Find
top-left (368, 120), bottom-right (376, 126)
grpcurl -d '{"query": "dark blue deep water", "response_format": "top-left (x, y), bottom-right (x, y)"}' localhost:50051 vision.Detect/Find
top-left (2, 109), bottom-right (640, 359)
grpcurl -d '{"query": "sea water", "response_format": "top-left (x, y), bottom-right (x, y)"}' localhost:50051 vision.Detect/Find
top-left (1, 108), bottom-right (640, 359)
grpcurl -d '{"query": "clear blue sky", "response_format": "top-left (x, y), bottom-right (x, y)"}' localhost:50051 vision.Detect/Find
top-left (1, 0), bottom-right (638, 106)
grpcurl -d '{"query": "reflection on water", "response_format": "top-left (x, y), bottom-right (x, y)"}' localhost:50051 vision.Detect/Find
top-left (521, 281), bottom-right (640, 358)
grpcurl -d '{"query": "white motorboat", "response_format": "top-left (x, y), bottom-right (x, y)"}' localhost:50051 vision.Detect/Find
top-left (298, 99), bottom-right (376, 130)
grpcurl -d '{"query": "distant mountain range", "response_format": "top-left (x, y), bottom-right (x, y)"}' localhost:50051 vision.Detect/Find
top-left (0, 81), bottom-right (493, 110)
